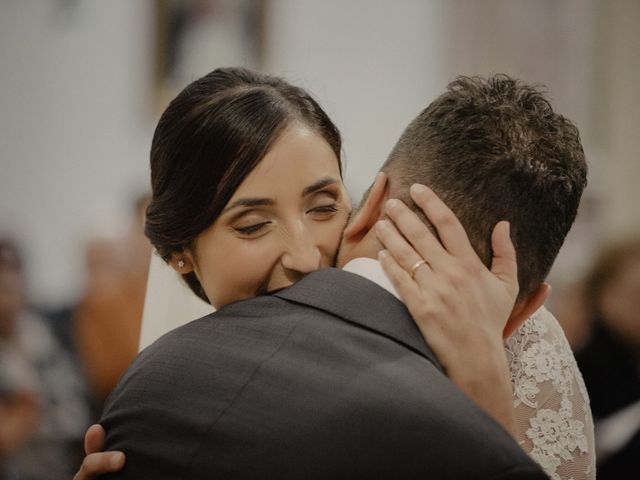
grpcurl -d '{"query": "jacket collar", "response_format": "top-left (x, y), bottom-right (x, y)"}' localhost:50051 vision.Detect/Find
top-left (274, 268), bottom-right (442, 370)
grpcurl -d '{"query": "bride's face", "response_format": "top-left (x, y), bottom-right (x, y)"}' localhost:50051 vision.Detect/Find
top-left (181, 123), bottom-right (351, 309)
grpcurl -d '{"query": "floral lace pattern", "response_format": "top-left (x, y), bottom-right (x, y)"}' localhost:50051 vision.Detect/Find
top-left (505, 307), bottom-right (595, 480)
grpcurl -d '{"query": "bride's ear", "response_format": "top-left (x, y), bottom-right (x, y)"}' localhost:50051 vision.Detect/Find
top-left (343, 172), bottom-right (388, 242)
top-left (169, 252), bottom-right (195, 274)
top-left (503, 282), bottom-right (551, 339)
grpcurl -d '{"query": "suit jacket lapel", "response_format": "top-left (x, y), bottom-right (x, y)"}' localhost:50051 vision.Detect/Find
top-left (274, 268), bottom-right (442, 371)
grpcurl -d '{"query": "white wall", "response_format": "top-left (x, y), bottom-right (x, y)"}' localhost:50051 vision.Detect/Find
top-left (0, 1), bottom-right (156, 305)
top-left (264, 0), bottom-right (450, 201)
top-left (595, 0), bottom-right (640, 238)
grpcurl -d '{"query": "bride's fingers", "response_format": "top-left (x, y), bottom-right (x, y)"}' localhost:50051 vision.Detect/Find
top-left (375, 220), bottom-right (431, 281)
top-left (378, 249), bottom-right (422, 301)
top-left (383, 198), bottom-right (448, 267)
top-left (409, 184), bottom-right (476, 258)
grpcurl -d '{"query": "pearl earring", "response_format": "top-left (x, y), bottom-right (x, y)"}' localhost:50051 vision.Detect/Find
top-left (177, 260), bottom-right (185, 269)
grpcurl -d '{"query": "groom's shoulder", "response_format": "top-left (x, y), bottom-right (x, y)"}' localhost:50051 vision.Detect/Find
top-left (113, 266), bottom-right (400, 401)
top-left (101, 295), bottom-right (302, 429)
top-left (118, 292), bottom-right (330, 391)
top-left (139, 295), bottom-right (297, 359)
top-left (148, 268), bottom-right (367, 349)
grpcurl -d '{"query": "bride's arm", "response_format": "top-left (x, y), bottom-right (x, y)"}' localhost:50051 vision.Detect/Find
top-left (375, 184), bottom-right (519, 436)
top-left (507, 308), bottom-right (596, 479)
top-left (72, 424), bottom-right (124, 480)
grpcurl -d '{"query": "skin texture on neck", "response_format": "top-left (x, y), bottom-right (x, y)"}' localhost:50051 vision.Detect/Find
top-left (335, 227), bottom-right (383, 268)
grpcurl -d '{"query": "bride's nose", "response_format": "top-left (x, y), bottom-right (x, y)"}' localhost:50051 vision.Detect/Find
top-left (281, 224), bottom-right (321, 274)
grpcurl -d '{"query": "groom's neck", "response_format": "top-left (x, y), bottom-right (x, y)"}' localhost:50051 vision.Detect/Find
top-left (334, 232), bottom-right (383, 269)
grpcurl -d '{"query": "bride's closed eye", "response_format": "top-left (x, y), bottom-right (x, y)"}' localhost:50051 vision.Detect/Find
top-left (307, 203), bottom-right (339, 216)
top-left (230, 212), bottom-right (274, 237)
top-left (234, 221), bottom-right (272, 236)
top-left (306, 191), bottom-right (341, 219)
top-left (234, 203), bottom-right (338, 236)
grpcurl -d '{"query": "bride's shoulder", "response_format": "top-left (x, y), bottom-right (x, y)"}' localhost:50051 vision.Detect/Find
top-left (506, 306), bottom-right (572, 358)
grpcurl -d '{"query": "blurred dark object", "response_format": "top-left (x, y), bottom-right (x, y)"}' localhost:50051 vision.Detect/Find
top-left (0, 239), bottom-right (90, 480)
top-left (575, 237), bottom-right (640, 478)
top-left (154, 0), bottom-right (266, 109)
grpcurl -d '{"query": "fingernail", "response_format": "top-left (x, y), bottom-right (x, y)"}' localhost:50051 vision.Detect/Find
top-left (378, 249), bottom-right (388, 260)
top-left (375, 220), bottom-right (388, 232)
top-left (110, 452), bottom-right (124, 468)
top-left (385, 199), bottom-right (399, 211)
top-left (410, 184), bottom-right (428, 195)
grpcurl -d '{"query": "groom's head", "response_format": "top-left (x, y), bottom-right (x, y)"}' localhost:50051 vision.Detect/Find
top-left (338, 75), bottom-right (587, 301)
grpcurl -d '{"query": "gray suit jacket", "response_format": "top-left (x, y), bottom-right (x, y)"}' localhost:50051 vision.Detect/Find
top-left (100, 268), bottom-right (548, 479)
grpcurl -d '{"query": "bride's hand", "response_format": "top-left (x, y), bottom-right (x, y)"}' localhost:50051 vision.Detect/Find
top-left (72, 424), bottom-right (125, 480)
top-left (375, 184), bottom-right (518, 435)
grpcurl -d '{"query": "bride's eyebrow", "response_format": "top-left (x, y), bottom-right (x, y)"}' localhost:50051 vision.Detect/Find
top-left (302, 177), bottom-right (339, 196)
top-left (222, 198), bottom-right (275, 213)
top-left (222, 177), bottom-right (339, 213)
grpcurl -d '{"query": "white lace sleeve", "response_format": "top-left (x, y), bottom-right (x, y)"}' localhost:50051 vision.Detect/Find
top-left (505, 306), bottom-right (596, 480)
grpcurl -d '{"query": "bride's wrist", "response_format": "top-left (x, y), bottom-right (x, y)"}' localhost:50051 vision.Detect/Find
top-left (443, 336), bottom-right (509, 381)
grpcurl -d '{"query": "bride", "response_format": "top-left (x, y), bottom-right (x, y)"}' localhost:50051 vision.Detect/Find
top-left (74, 67), bottom-right (593, 480)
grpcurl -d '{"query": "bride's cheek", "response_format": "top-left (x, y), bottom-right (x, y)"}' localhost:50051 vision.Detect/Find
top-left (316, 221), bottom-right (346, 265)
top-left (238, 242), bottom-right (275, 277)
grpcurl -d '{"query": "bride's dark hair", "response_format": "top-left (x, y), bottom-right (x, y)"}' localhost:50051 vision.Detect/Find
top-left (145, 67), bottom-right (343, 303)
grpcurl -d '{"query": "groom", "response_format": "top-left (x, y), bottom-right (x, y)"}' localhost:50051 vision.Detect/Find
top-left (99, 75), bottom-right (586, 478)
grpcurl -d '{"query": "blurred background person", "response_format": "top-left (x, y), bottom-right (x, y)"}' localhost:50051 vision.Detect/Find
top-left (575, 238), bottom-right (640, 479)
top-left (0, 240), bottom-right (39, 479)
top-left (73, 194), bottom-right (152, 411)
top-left (0, 240), bottom-right (90, 480)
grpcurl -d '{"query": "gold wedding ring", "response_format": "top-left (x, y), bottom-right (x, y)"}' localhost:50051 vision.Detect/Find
top-left (410, 259), bottom-right (426, 279)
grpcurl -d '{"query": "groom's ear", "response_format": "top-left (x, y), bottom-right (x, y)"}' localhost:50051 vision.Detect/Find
top-left (503, 282), bottom-right (551, 339)
top-left (343, 172), bottom-right (388, 242)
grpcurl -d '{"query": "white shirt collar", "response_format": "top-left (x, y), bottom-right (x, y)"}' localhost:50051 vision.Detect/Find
top-left (341, 257), bottom-right (402, 301)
